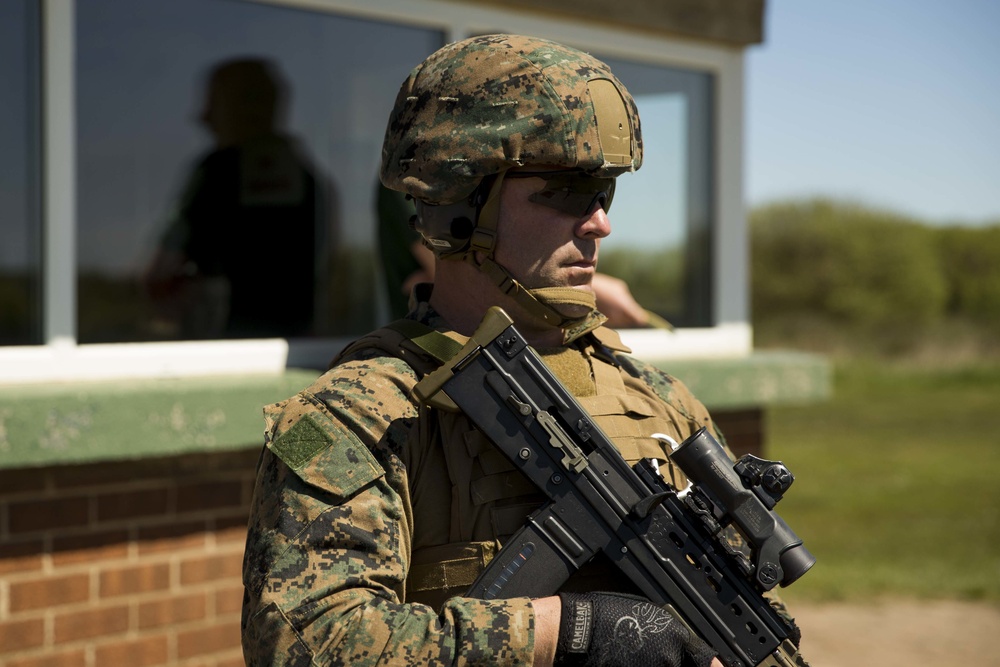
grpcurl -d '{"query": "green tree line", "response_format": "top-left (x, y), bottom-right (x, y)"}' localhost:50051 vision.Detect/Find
top-left (751, 199), bottom-right (1000, 358)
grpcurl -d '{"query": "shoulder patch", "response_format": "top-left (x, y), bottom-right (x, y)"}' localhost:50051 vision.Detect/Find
top-left (270, 412), bottom-right (332, 470)
top-left (269, 411), bottom-right (385, 500)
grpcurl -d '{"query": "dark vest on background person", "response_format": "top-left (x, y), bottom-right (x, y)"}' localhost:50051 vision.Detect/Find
top-left (175, 135), bottom-right (326, 337)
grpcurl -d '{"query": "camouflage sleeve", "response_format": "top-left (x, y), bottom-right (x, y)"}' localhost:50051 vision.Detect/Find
top-left (241, 352), bottom-right (534, 666)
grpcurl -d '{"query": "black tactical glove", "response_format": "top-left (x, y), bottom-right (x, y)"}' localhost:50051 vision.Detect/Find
top-left (556, 592), bottom-right (716, 667)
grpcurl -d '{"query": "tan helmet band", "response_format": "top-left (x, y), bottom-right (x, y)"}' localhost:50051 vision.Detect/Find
top-left (469, 170), bottom-right (507, 256)
top-left (588, 78), bottom-right (634, 167)
top-left (474, 257), bottom-right (565, 327)
top-left (473, 256), bottom-right (605, 338)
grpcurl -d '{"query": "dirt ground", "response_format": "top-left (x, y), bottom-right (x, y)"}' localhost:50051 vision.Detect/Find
top-left (791, 599), bottom-right (1000, 666)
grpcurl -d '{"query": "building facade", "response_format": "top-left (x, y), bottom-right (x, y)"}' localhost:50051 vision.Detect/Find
top-left (0, 1), bottom-right (827, 665)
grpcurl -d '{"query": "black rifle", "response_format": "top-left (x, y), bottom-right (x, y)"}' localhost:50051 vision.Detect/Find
top-left (414, 307), bottom-right (815, 667)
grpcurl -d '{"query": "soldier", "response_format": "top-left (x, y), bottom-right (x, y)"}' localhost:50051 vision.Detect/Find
top-left (242, 35), bottom-right (734, 666)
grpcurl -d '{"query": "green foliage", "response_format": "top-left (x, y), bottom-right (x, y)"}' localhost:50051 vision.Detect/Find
top-left (599, 245), bottom-right (684, 315)
top-left (769, 360), bottom-right (1000, 603)
top-left (751, 199), bottom-right (948, 328)
top-left (934, 225), bottom-right (1000, 323)
top-left (751, 201), bottom-right (1000, 601)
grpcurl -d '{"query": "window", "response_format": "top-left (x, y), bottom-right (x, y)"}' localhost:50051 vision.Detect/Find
top-left (75, 0), bottom-right (442, 342)
top-left (0, 0), bottom-right (41, 345)
top-left (593, 55), bottom-right (714, 328)
top-left (1, 0), bottom-right (752, 381)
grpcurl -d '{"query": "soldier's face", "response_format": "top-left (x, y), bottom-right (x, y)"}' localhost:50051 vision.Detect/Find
top-left (493, 173), bottom-right (612, 294)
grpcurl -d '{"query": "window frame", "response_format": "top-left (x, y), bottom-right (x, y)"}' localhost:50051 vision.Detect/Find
top-left (2, 0), bottom-right (749, 385)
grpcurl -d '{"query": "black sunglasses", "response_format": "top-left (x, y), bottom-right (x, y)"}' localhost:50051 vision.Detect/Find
top-left (506, 170), bottom-right (616, 218)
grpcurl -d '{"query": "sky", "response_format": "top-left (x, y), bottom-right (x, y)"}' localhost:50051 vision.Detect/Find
top-left (745, 0), bottom-right (1000, 225)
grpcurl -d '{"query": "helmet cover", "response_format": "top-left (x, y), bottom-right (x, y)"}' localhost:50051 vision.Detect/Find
top-left (380, 34), bottom-right (643, 205)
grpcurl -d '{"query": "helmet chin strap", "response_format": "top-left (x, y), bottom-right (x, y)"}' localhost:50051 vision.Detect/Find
top-left (464, 170), bottom-right (607, 342)
top-left (474, 255), bottom-right (599, 318)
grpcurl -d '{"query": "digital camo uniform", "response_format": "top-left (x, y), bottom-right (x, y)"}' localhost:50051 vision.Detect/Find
top-left (242, 292), bottom-right (725, 666)
top-left (242, 33), bottom-right (791, 666)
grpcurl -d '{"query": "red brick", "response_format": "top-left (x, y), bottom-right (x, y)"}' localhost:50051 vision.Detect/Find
top-left (213, 654), bottom-right (249, 667)
top-left (176, 480), bottom-right (243, 513)
top-left (177, 620), bottom-right (241, 660)
top-left (8, 496), bottom-right (90, 534)
top-left (139, 592), bottom-right (207, 629)
top-left (0, 537), bottom-right (45, 575)
top-left (713, 408), bottom-right (764, 458)
top-left (51, 529), bottom-right (129, 567)
top-left (9, 572), bottom-right (90, 612)
top-left (214, 515), bottom-right (250, 544)
top-left (0, 617), bottom-right (45, 651)
top-left (96, 486), bottom-right (170, 522)
top-left (99, 562), bottom-right (170, 598)
top-left (94, 633), bottom-right (169, 666)
top-left (243, 476), bottom-right (256, 501)
top-left (0, 468), bottom-right (48, 495)
top-left (136, 520), bottom-right (207, 555)
top-left (54, 604), bottom-right (129, 643)
top-left (47, 450), bottom-right (258, 491)
top-left (180, 552), bottom-right (244, 586)
top-left (215, 585), bottom-right (245, 617)
top-left (50, 459), bottom-right (162, 488)
top-left (182, 652), bottom-right (245, 667)
top-left (5, 648), bottom-right (87, 667)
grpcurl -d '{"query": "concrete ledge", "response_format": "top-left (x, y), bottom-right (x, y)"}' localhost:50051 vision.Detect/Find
top-left (0, 351), bottom-right (830, 470)
top-left (653, 350), bottom-right (832, 410)
top-left (0, 369), bottom-right (320, 470)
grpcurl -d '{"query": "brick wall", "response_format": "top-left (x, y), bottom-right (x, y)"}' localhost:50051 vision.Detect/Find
top-left (713, 408), bottom-right (764, 459)
top-left (0, 449), bottom-right (259, 667)
top-left (0, 408), bottom-right (762, 667)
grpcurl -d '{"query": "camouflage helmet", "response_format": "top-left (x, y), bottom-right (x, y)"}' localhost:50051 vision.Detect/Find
top-left (380, 34), bottom-right (643, 206)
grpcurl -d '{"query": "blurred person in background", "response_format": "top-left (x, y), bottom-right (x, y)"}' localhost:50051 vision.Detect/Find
top-left (143, 58), bottom-right (334, 339)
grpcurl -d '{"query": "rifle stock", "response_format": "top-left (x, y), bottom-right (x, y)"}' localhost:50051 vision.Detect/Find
top-left (414, 307), bottom-right (814, 667)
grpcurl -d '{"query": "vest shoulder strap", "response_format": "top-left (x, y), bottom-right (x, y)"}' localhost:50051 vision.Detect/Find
top-left (329, 319), bottom-right (463, 378)
top-left (384, 319), bottom-right (463, 365)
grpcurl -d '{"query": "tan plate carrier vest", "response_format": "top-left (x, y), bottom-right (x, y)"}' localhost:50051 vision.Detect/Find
top-left (334, 319), bottom-right (694, 609)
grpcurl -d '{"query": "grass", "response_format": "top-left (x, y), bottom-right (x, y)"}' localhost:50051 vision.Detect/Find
top-left (764, 360), bottom-right (1000, 604)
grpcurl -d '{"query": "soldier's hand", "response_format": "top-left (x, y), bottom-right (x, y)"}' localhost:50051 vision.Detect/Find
top-left (556, 592), bottom-right (717, 667)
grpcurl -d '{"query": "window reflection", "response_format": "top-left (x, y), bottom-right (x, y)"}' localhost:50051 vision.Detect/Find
top-left (0, 0), bottom-right (41, 345)
top-left (141, 58), bottom-right (331, 338)
top-left (593, 56), bottom-right (714, 327)
top-left (76, 0), bottom-right (442, 342)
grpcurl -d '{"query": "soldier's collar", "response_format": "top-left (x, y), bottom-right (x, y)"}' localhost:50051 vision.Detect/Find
top-left (588, 325), bottom-right (632, 354)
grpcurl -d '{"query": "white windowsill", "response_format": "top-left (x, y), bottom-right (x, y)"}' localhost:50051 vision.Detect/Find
top-left (618, 322), bottom-right (752, 361)
top-left (0, 324), bottom-right (752, 386)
